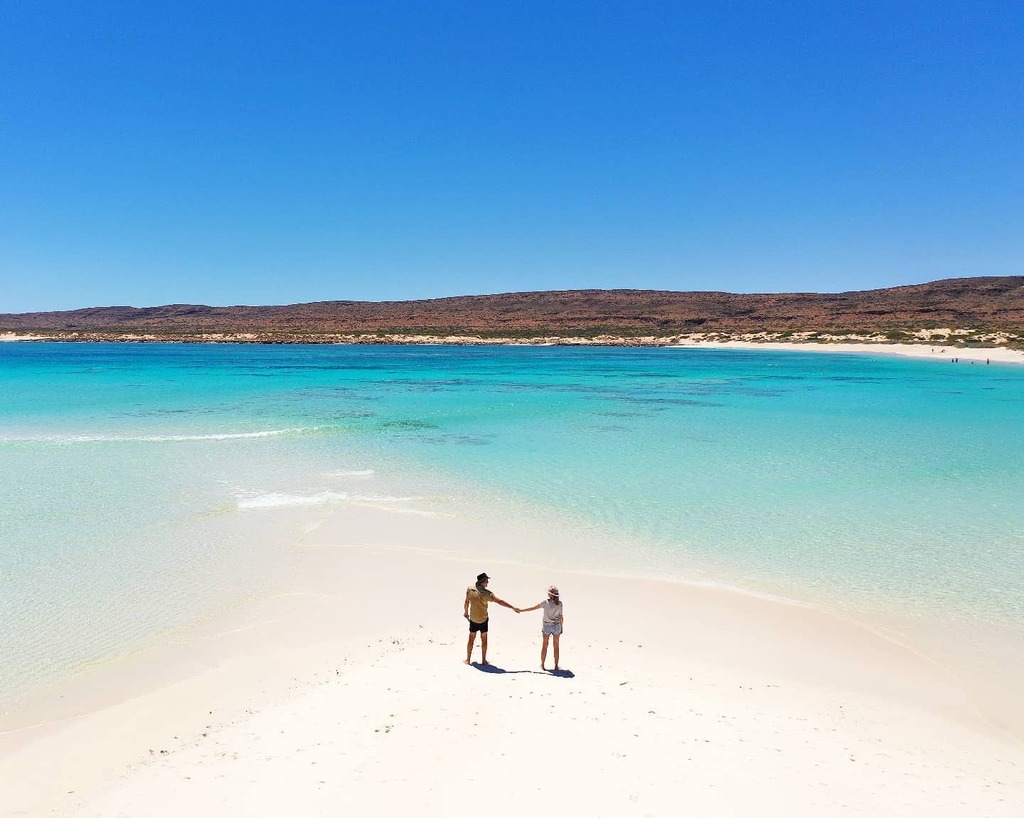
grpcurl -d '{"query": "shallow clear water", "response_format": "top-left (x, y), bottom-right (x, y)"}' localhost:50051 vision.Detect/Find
top-left (2, 342), bottom-right (1022, 704)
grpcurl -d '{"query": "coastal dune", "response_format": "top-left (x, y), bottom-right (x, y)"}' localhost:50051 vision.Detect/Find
top-left (2, 502), bottom-right (1021, 817)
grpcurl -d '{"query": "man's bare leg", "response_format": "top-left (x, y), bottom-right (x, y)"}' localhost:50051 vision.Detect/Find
top-left (541, 633), bottom-right (549, 670)
top-left (465, 631), bottom-right (476, 664)
top-left (480, 632), bottom-right (489, 664)
top-left (553, 634), bottom-right (560, 670)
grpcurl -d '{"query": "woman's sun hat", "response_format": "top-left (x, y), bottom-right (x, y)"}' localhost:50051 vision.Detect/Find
top-left (548, 585), bottom-right (559, 597)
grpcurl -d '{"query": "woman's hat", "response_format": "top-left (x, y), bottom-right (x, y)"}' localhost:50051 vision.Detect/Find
top-left (548, 585), bottom-right (559, 597)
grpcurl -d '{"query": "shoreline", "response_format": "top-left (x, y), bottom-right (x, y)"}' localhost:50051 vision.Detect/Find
top-left (2, 495), bottom-right (1022, 816)
top-left (0, 332), bottom-right (48, 342)
top-left (2, 331), bottom-right (1023, 365)
top-left (673, 338), bottom-right (1024, 364)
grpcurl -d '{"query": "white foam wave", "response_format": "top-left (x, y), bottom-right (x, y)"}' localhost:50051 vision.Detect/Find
top-left (137, 430), bottom-right (300, 442)
top-left (324, 469), bottom-right (376, 478)
top-left (236, 490), bottom-right (419, 513)
top-left (237, 491), bottom-right (349, 510)
top-left (2, 429), bottom-right (304, 444)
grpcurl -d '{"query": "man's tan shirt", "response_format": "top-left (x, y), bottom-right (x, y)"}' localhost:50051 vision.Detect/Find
top-left (466, 586), bottom-right (495, 623)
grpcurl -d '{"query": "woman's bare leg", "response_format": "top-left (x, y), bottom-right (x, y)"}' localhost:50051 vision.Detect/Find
top-left (552, 634), bottom-right (561, 670)
top-left (541, 633), bottom-right (550, 669)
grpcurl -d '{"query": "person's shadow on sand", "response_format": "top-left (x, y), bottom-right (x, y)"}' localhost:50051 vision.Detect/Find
top-left (470, 662), bottom-right (508, 674)
top-left (470, 663), bottom-right (575, 678)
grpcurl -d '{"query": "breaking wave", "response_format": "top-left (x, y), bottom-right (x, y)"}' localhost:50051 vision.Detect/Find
top-left (1, 429), bottom-right (306, 444)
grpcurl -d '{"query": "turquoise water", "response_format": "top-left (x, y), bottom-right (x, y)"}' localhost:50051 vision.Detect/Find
top-left (2, 342), bottom-right (1023, 705)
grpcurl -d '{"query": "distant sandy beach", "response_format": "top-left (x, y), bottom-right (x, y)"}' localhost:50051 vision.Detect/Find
top-left (2, 497), bottom-right (1021, 817)
top-left (3, 332), bottom-right (1023, 364)
top-left (0, 333), bottom-right (48, 342)
top-left (674, 339), bottom-right (1024, 365)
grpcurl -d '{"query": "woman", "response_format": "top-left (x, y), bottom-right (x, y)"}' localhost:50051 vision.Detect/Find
top-left (519, 585), bottom-right (564, 671)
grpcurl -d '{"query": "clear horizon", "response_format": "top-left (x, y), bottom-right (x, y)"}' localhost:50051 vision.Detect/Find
top-left (2, 3), bottom-right (1022, 313)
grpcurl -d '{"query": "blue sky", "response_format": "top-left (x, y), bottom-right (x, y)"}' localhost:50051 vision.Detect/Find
top-left (2, 1), bottom-right (1021, 312)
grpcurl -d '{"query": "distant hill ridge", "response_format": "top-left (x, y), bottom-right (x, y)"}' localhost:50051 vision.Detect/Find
top-left (3, 277), bottom-right (1023, 344)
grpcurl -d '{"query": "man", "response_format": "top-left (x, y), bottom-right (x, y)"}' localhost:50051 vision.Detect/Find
top-left (463, 572), bottom-right (517, 665)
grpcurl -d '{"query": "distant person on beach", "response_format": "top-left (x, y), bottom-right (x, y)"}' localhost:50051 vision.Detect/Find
top-left (518, 585), bottom-right (564, 671)
top-left (463, 572), bottom-right (517, 665)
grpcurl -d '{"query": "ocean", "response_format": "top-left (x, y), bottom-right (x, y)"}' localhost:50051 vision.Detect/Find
top-left (2, 342), bottom-right (1022, 710)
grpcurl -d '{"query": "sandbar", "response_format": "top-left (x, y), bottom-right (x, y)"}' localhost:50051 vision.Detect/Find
top-left (1, 489), bottom-right (1021, 817)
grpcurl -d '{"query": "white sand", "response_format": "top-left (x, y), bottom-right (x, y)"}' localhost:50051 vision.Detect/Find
top-left (0, 333), bottom-right (48, 342)
top-left (2, 499), bottom-right (1021, 817)
top-left (675, 339), bottom-right (1024, 365)
top-left (4, 333), bottom-right (1024, 365)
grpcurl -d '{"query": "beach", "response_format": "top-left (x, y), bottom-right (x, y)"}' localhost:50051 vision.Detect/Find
top-left (3, 332), bottom-right (1024, 366)
top-left (2, 341), bottom-right (1023, 817)
top-left (2, 499), bottom-right (1022, 817)
top-left (673, 339), bottom-right (1024, 365)
top-left (0, 333), bottom-right (48, 342)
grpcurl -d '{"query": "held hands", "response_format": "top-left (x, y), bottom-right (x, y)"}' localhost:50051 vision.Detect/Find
top-left (513, 607), bottom-right (522, 613)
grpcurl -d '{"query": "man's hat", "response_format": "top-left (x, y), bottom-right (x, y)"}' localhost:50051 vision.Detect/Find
top-left (477, 572), bottom-right (490, 583)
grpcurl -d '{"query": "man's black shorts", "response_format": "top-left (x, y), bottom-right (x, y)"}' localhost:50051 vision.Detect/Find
top-left (469, 618), bottom-right (489, 633)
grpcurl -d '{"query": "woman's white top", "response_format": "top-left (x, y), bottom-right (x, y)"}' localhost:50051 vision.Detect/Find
top-left (540, 598), bottom-right (563, 625)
